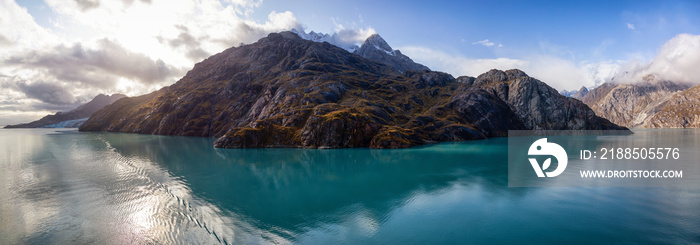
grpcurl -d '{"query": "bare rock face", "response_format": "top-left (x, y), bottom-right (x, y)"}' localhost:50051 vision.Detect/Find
top-left (471, 69), bottom-right (620, 131)
top-left (4, 94), bottom-right (126, 128)
top-left (640, 83), bottom-right (700, 128)
top-left (581, 80), bottom-right (689, 128)
top-left (81, 32), bottom-right (627, 149)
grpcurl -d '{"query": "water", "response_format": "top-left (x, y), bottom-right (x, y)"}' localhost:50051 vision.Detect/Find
top-left (1, 128), bottom-right (699, 244)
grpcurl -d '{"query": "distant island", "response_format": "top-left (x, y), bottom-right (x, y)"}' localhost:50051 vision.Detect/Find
top-left (5, 94), bottom-right (126, 128)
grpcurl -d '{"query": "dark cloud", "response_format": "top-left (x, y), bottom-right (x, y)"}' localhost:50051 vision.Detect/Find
top-left (74, 0), bottom-right (151, 11)
top-left (4, 39), bottom-right (184, 89)
top-left (121, 0), bottom-right (152, 5)
top-left (164, 25), bottom-right (211, 61)
top-left (0, 34), bottom-right (11, 46)
top-left (74, 0), bottom-right (99, 11)
top-left (16, 80), bottom-right (74, 104)
top-left (122, 0), bottom-right (151, 7)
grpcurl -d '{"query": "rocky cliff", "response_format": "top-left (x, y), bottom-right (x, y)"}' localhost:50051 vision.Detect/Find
top-left (5, 94), bottom-right (126, 128)
top-left (581, 77), bottom-right (689, 128)
top-left (80, 32), bottom-right (626, 149)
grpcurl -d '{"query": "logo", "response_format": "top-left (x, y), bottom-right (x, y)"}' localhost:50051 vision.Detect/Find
top-left (528, 138), bottom-right (567, 177)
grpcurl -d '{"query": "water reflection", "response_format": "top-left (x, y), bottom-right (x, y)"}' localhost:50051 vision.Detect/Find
top-left (98, 132), bottom-right (523, 238)
top-left (1, 129), bottom-right (699, 244)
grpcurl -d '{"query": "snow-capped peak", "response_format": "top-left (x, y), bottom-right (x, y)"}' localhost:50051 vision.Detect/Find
top-left (290, 28), bottom-right (360, 52)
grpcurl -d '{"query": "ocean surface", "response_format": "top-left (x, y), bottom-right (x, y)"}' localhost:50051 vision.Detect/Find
top-left (1, 128), bottom-right (699, 244)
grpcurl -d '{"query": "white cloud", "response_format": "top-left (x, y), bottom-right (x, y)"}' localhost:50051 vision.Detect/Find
top-left (330, 17), bottom-right (377, 47)
top-left (401, 46), bottom-right (525, 77)
top-left (42, 0), bottom-right (302, 67)
top-left (0, 0), bottom-right (304, 123)
top-left (405, 34), bottom-right (700, 92)
top-left (472, 39), bottom-right (494, 47)
top-left (0, 0), bottom-right (61, 52)
top-left (627, 23), bottom-right (635, 30)
top-left (401, 46), bottom-right (621, 91)
top-left (611, 33), bottom-right (700, 84)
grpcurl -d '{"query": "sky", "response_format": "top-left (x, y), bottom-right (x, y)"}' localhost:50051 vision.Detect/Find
top-left (1, 0), bottom-right (700, 126)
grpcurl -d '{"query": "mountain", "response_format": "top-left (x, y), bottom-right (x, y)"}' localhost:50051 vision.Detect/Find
top-left (353, 34), bottom-right (430, 73)
top-left (291, 29), bottom-right (429, 74)
top-left (639, 82), bottom-right (700, 128)
top-left (5, 94), bottom-right (127, 128)
top-left (572, 86), bottom-right (589, 99)
top-left (581, 76), bottom-right (689, 128)
top-left (80, 31), bottom-right (626, 149)
top-left (560, 89), bottom-right (577, 97)
top-left (290, 29), bottom-right (360, 52)
top-left (560, 86), bottom-right (588, 99)
top-left (560, 90), bottom-right (574, 97)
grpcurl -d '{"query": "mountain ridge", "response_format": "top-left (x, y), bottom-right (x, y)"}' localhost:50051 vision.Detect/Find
top-left (581, 79), bottom-right (690, 128)
top-left (291, 29), bottom-right (429, 74)
top-left (80, 31), bottom-right (626, 149)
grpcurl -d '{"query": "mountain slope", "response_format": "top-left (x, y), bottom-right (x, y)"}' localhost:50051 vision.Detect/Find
top-left (581, 78), bottom-right (689, 128)
top-left (81, 32), bottom-right (626, 149)
top-left (640, 83), bottom-right (700, 128)
top-left (5, 94), bottom-right (126, 128)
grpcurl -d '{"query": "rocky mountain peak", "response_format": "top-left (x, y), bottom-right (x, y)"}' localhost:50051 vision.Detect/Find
top-left (353, 34), bottom-right (429, 74)
top-left (475, 69), bottom-right (508, 84)
top-left (505, 69), bottom-right (529, 80)
top-left (572, 86), bottom-right (589, 99)
top-left (362, 34), bottom-right (394, 54)
top-left (288, 29), bottom-right (429, 74)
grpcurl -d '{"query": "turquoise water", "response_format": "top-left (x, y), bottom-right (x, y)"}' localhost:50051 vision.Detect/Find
top-left (1, 128), bottom-right (699, 244)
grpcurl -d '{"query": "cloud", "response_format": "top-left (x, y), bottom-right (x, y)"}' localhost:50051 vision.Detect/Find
top-left (42, 0), bottom-right (302, 68)
top-left (627, 23), bottom-right (635, 30)
top-left (472, 39), bottom-right (495, 47)
top-left (161, 25), bottom-right (211, 61)
top-left (16, 80), bottom-right (74, 104)
top-left (401, 46), bottom-right (621, 91)
top-left (472, 39), bottom-right (503, 48)
top-left (611, 33), bottom-right (700, 84)
top-left (4, 39), bottom-right (183, 89)
top-left (401, 46), bottom-right (527, 76)
top-left (73, 0), bottom-right (99, 11)
top-left (1, 0), bottom-right (309, 122)
top-left (0, 34), bottom-right (10, 46)
top-left (0, 0), bottom-right (59, 50)
top-left (225, 0), bottom-right (262, 15)
top-left (328, 17), bottom-right (377, 48)
top-left (72, 0), bottom-right (153, 12)
top-left (332, 27), bottom-right (376, 48)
